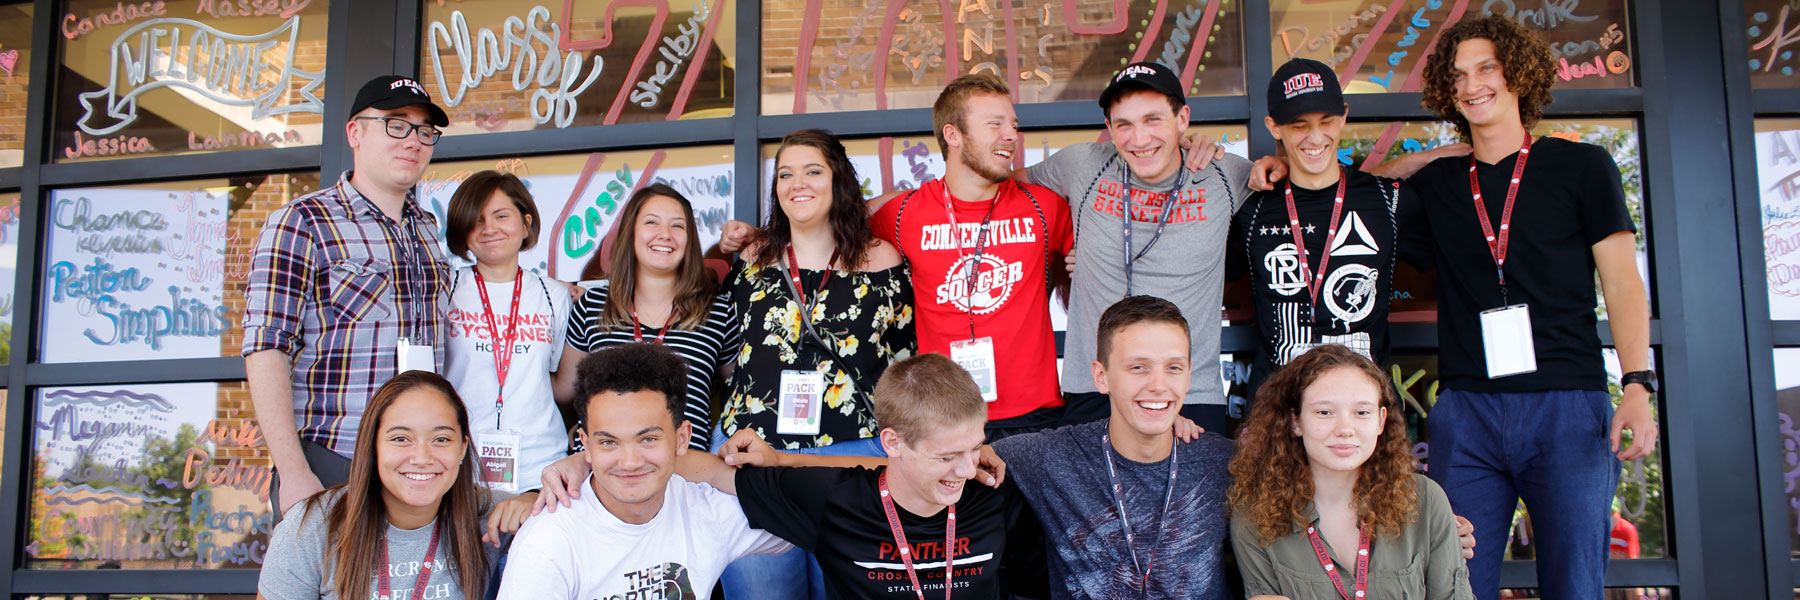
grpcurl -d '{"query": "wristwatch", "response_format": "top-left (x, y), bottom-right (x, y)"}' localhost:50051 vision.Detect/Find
top-left (1622, 370), bottom-right (1658, 394)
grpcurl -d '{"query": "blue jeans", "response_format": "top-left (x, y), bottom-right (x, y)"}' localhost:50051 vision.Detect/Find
top-left (1428, 388), bottom-right (1620, 600)
top-left (710, 427), bottom-right (885, 600)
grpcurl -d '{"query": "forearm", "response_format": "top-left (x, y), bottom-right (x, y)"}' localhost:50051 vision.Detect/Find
top-left (775, 452), bottom-right (886, 470)
top-left (676, 450), bottom-right (740, 494)
top-left (246, 350), bottom-right (310, 474)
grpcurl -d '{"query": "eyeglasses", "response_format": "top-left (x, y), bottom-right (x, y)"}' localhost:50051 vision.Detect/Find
top-left (353, 116), bottom-right (442, 145)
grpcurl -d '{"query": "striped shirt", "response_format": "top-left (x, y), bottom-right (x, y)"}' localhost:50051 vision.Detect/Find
top-left (242, 171), bottom-right (450, 457)
top-left (566, 280), bottom-right (740, 450)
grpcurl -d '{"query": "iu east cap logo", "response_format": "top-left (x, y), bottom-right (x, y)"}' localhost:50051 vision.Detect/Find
top-left (390, 78), bottom-right (429, 97)
top-left (1283, 73), bottom-right (1325, 99)
top-left (1118, 64), bottom-right (1158, 81)
top-left (935, 255), bottom-right (1025, 315)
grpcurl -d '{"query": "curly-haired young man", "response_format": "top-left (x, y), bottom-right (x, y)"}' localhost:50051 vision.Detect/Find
top-left (1410, 16), bottom-right (1658, 600)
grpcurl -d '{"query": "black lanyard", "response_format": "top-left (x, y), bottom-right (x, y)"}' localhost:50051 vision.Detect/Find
top-left (1100, 434), bottom-right (1178, 597)
top-left (340, 179), bottom-right (430, 342)
top-left (1118, 150), bottom-right (1186, 295)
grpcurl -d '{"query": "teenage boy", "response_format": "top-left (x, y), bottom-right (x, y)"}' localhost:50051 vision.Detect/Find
top-left (245, 75), bottom-right (454, 513)
top-left (868, 73), bottom-right (1076, 440)
top-left (987, 296), bottom-right (1237, 599)
top-left (1410, 17), bottom-right (1658, 599)
top-left (1228, 59), bottom-right (1431, 395)
top-left (497, 343), bottom-right (791, 599)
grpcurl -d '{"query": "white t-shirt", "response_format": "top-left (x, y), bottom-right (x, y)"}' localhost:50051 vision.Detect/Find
top-left (496, 473), bottom-right (791, 600)
top-left (444, 267), bottom-right (572, 491)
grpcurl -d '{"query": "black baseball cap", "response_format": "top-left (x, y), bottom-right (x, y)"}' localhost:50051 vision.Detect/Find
top-left (1267, 59), bottom-right (1346, 125)
top-left (1098, 61), bottom-right (1186, 115)
top-left (350, 75), bottom-right (449, 127)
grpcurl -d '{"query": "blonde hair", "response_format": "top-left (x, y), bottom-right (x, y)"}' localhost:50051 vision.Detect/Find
top-left (873, 353), bottom-right (988, 443)
top-left (932, 73), bottom-right (1012, 154)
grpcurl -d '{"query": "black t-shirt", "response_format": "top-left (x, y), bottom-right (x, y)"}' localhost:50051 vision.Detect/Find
top-left (1229, 169), bottom-right (1426, 391)
top-left (1408, 136), bottom-right (1635, 392)
top-left (735, 465), bottom-right (1033, 600)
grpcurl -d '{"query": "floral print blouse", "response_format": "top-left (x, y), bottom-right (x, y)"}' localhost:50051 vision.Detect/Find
top-left (720, 257), bottom-right (916, 449)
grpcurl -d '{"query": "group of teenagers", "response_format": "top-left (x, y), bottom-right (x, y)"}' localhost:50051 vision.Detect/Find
top-left (246, 16), bottom-right (1660, 600)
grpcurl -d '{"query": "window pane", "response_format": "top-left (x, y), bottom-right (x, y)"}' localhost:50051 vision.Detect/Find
top-left (1776, 347), bottom-right (1800, 557)
top-left (0, 191), bottom-right (16, 363)
top-left (1338, 118), bottom-right (1648, 319)
top-left (1757, 118), bottom-right (1800, 320)
top-left (40, 173), bottom-right (321, 363)
top-left (53, 0), bottom-right (329, 162)
top-left (1270, 0), bottom-right (1635, 93)
top-left (418, 146), bottom-right (738, 281)
top-left (1746, 0), bottom-right (1800, 89)
top-left (0, 3), bottom-right (34, 168)
top-left (760, 0), bottom-right (1247, 115)
top-left (26, 382), bottom-right (271, 570)
top-left (420, 0), bottom-right (736, 136)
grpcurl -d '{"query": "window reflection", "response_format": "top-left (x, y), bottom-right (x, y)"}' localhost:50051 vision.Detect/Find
top-left (0, 3), bottom-right (34, 168)
top-left (1757, 118), bottom-right (1800, 320)
top-left (1747, 0), bottom-right (1800, 89)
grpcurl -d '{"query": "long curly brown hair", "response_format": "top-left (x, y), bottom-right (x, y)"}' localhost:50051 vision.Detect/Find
top-left (1420, 16), bottom-right (1556, 141)
top-left (1227, 345), bottom-right (1419, 546)
top-left (751, 129), bottom-right (876, 271)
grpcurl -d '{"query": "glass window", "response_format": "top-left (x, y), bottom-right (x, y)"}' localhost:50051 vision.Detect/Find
top-left (53, 0), bottom-right (329, 162)
top-left (1758, 118), bottom-right (1800, 320)
top-left (40, 173), bottom-right (320, 363)
top-left (1777, 347), bottom-right (1800, 557)
top-left (0, 191), bottom-right (17, 363)
top-left (1747, 0), bottom-right (1800, 89)
top-left (760, 0), bottom-right (1246, 115)
top-left (26, 382), bottom-right (271, 570)
top-left (1335, 118), bottom-right (1648, 319)
top-left (419, 0), bottom-right (736, 136)
top-left (418, 145), bottom-right (737, 281)
top-left (0, 3), bottom-right (34, 168)
top-left (1269, 0), bottom-right (1635, 93)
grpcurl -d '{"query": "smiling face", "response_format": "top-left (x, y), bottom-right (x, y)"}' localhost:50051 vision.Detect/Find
top-left (1095, 321), bottom-right (1190, 438)
top-left (881, 419), bottom-right (987, 512)
top-left (1106, 90), bottom-right (1191, 184)
top-left (775, 144), bottom-right (835, 227)
top-left (1292, 366), bottom-right (1387, 477)
top-left (1265, 110), bottom-right (1347, 184)
top-left (947, 93), bottom-right (1019, 183)
top-left (376, 388), bottom-right (468, 522)
top-left (347, 105), bottom-right (436, 193)
top-left (1450, 38), bottom-right (1520, 132)
top-left (583, 389), bottom-right (691, 522)
top-left (465, 189), bottom-right (531, 269)
top-left (631, 195), bottom-right (689, 275)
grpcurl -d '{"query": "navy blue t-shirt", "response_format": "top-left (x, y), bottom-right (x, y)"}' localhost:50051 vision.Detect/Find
top-left (991, 420), bottom-right (1235, 600)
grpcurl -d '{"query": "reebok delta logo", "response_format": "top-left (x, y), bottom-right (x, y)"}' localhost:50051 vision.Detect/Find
top-left (1283, 73), bottom-right (1325, 99)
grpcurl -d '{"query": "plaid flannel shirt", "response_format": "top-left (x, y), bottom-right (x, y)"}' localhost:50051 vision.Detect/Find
top-left (242, 172), bottom-right (450, 457)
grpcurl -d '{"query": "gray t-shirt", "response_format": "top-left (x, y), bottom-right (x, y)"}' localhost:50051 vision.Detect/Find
top-left (259, 488), bottom-right (500, 600)
top-left (991, 420), bottom-right (1235, 599)
top-left (1028, 143), bottom-right (1252, 404)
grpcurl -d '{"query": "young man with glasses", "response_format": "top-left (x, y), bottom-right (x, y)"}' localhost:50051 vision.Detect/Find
top-left (244, 75), bottom-right (455, 514)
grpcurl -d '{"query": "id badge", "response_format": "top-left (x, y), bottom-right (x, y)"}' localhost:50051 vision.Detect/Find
top-left (950, 337), bottom-right (999, 403)
top-left (1479, 304), bottom-right (1538, 378)
top-left (396, 338), bottom-right (436, 374)
top-left (777, 370), bottom-right (826, 436)
top-left (475, 429), bottom-right (521, 492)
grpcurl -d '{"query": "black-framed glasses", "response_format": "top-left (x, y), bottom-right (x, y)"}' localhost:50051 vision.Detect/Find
top-left (353, 116), bottom-right (442, 145)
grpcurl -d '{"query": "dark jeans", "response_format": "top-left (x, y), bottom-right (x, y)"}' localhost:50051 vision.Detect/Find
top-left (1429, 388), bottom-right (1620, 600)
top-left (269, 440), bottom-right (353, 520)
top-left (1060, 391), bottom-right (1111, 426)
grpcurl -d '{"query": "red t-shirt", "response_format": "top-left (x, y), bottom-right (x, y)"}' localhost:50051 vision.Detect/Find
top-left (1610, 514), bottom-right (1640, 558)
top-left (871, 178), bottom-right (1074, 420)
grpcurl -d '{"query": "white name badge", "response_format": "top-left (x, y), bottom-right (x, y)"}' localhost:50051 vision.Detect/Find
top-left (475, 429), bottom-right (521, 492)
top-left (950, 337), bottom-right (999, 403)
top-left (396, 338), bottom-right (436, 374)
top-left (777, 370), bottom-right (826, 436)
top-left (1480, 304), bottom-right (1539, 379)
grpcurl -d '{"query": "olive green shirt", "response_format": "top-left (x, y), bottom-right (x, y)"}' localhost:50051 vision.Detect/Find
top-left (1230, 474), bottom-right (1473, 600)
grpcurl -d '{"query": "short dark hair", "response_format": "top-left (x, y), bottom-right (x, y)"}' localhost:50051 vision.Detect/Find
top-left (1102, 86), bottom-right (1185, 122)
top-left (445, 170), bottom-right (541, 260)
top-left (1096, 295), bottom-right (1191, 365)
top-left (575, 343), bottom-right (690, 427)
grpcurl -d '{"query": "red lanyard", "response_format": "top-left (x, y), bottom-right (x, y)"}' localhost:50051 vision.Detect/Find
top-left (783, 244), bottom-right (841, 308)
top-left (472, 268), bottom-right (523, 430)
top-left (943, 192), bottom-right (999, 342)
top-left (1305, 521), bottom-right (1370, 600)
top-left (1468, 135), bottom-right (1533, 287)
top-left (878, 471), bottom-right (956, 600)
top-left (631, 308), bottom-right (678, 343)
top-left (377, 521), bottom-right (442, 600)
top-left (1283, 169), bottom-right (1349, 317)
